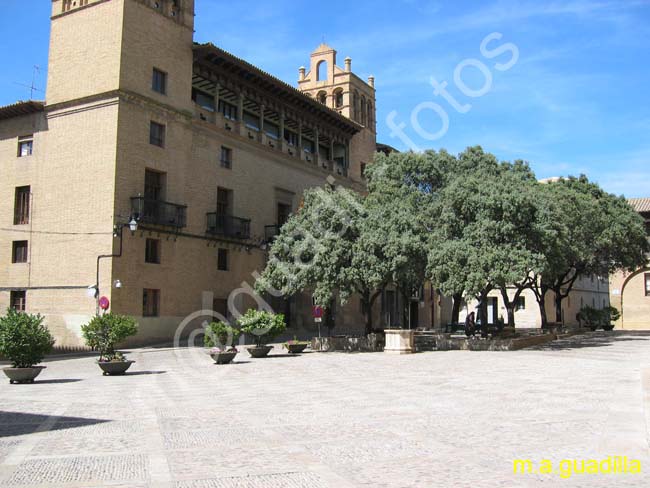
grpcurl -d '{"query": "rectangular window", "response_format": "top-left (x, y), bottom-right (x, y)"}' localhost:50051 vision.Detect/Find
top-left (284, 129), bottom-right (298, 147)
top-left (10, 290), bottom-right (26, 312)
top-left (144, 169), bottom-right (164, 201)
top-left (14, 186), bottom-right (30, 225)
top-left (152, 68), bottom-right (167, 95)
top-left (192, 88), bottom-right (215, 111)
top-left (243, 111), bottom-right (260, 131)
top-left (277, 202), bottom-right (292, 227)
top-left (145, 238), bottom-right (160, 264)
top-left (360, 163), bottom-right (367, 179)
top-left (18, 135), bottom-right (33, 157)
top-left (143, 288), bottom-right (160, 317)
top-left (149, 121), bottom-right (166, 147)
top-left (515, 296), bottom-right (526, 311)
top-left (216, 188), bottom-right (232, 217)
top-left (264, 120), bottom-right (279, 139)
top-left (217, 248), bottom-right (228, 271)
top-left (218, 100), bottom-right (237, 121)
top-left (645, 273), bottom-right (650, 297)
top-left (220, 146), bottom-right (232, 169)
top-left (12, 241), bottom-right (28, 264)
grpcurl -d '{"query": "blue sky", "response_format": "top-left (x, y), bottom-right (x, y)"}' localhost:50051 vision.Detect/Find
top-left (1, 0), bottom-right (649, 197)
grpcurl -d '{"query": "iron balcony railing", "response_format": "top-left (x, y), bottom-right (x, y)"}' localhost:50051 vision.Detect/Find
top-left (206, 213), bottom-right (251, 240)
top-left (131, 197), bottom-right (187, 228)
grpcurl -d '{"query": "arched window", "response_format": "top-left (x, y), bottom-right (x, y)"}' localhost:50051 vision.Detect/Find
top-left (360, 96), bottom-right (367, 125)
top-left (317, 91), bottom-right (327, 105)
top-left (334, 89), bottom-right (343, 108)
top-left (316, 61), bottom-right (327, 81)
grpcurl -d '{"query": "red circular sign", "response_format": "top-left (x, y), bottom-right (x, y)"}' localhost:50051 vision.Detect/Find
top-left (312, 306), bottom-right (323, 318)
top-left (99, 296), bottom-right (110, 310)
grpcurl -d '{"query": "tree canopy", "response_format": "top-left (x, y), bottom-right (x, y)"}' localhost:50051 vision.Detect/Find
top-left (256, 146), bottom-right (649, 332)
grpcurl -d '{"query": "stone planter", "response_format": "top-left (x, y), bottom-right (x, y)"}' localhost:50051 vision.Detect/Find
top-left (246, 345), bottom-right (273, 358)
top-left (384, 329), bottom-right (415, 354)
top-left (98, 360), bottom-right (134, 376)
top-left (285, 343), bottom-right (308, 354)
top-left (3, 366), bottom-right (46, 384)
top-left (210, 351), bottom-right (237, 364)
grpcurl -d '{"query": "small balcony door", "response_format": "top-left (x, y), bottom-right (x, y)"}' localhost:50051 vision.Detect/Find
top-left (144, 170), bottom-right (165, 221)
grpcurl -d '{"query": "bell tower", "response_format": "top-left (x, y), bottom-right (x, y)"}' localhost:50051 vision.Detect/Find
top-left (298, 44), bottom-right (377, 181)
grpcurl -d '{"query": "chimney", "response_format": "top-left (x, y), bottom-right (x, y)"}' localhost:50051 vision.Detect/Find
top-left (299, 66), bottom-right (306, 81)
top-left (368, 75), bottom-right (375, 88)
top-left (344, 57), bottom-right (351, 72)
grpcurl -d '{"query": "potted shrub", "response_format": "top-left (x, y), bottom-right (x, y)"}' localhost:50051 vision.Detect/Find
top-left (81, 313), bottom-right (138, 375)
top-left (283, 337), bottom-right (310, 354)
top-left (0, 309), bottom-right (55, 384)
top-left (238, 309), bottom-right (286, 358)
top-left (204, 321), bottom-right (240, 364)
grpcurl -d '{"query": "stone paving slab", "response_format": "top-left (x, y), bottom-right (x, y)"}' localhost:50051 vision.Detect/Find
top-left (0, 331), bottom-right (649, 487)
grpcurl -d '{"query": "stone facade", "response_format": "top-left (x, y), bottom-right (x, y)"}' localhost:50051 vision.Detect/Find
top-left (610, 198), bottom-right (650, 330)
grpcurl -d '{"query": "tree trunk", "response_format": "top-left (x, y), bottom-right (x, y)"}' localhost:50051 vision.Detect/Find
top-left (554, 290), bottom-right (563, 324)
top-left (536, 295), bottom-right (548, 328)
top-left (477, 290), bottom-right (490, 337)
top-left (451, 293), bottom-right (463, 324)
top-left (361, 290), bottom-right (372, 336)
top-left (499, 288), bottom-right (515, 327)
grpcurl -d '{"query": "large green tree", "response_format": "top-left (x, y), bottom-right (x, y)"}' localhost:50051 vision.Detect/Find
top-left (426, 147), bottom-right (547, 329)
top-left (529, 176), bottom-right (649, 325)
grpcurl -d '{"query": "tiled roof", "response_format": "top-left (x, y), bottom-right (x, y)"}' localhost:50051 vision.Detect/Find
top-left (193, 43), bottom-right (361, 135)
top-left (0, 100), bottom-right (44, 120)
top-left (628, 198), bottom-right (650, 213)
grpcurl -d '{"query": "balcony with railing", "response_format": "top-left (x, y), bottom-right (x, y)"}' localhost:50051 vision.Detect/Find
top-left (131, 197), bottom-right (187, 228)
top-left (206, 213), bottom-right (251, 240)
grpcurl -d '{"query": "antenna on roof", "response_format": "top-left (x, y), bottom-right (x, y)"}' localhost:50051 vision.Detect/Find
top-left (13, 65), bottom-right (43, 100)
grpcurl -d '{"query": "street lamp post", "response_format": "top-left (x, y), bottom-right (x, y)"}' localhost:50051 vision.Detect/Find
top-left (94, 219), bottom-right (138, 315)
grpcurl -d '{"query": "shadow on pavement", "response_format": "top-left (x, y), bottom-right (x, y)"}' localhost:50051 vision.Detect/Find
top-left (0, 411), bottom-right (109, 438)
top-left (533, 331), bottom-right (650, 350)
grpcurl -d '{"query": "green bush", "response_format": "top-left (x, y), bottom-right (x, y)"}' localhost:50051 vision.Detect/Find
top-left (204, 321), bottom-right (241, 349)
top-left (577, 305), bottom-right (620, 330)
top-left (237, 309), bottom-right (286, 347)
top-left (81, 313), bottom-right (138, 360)
top-left (602, 306), bottom-right (620, 324)
top-left (0, 309), bottom-right (55, 368)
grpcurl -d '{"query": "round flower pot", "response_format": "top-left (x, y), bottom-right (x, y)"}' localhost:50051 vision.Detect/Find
top-left (210, 351), bottom-right (237, 364)
top-left (246, 345), bottom-right (273, 358)
top-left (285, 343), bottom-right (308, 354)
top-left (3, 366), bottom-right (46, 384)
top-left (97, 360), bottom-right (134, 376)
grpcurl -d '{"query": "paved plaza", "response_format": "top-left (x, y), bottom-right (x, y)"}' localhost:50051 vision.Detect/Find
top-left (1, 331), bottom-right (650, 487)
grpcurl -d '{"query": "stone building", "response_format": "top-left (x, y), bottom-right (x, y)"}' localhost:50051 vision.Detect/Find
top-left (1, 0), bottom-right (418, 347)
top-left (610, 198), bottom-right (650, 330)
